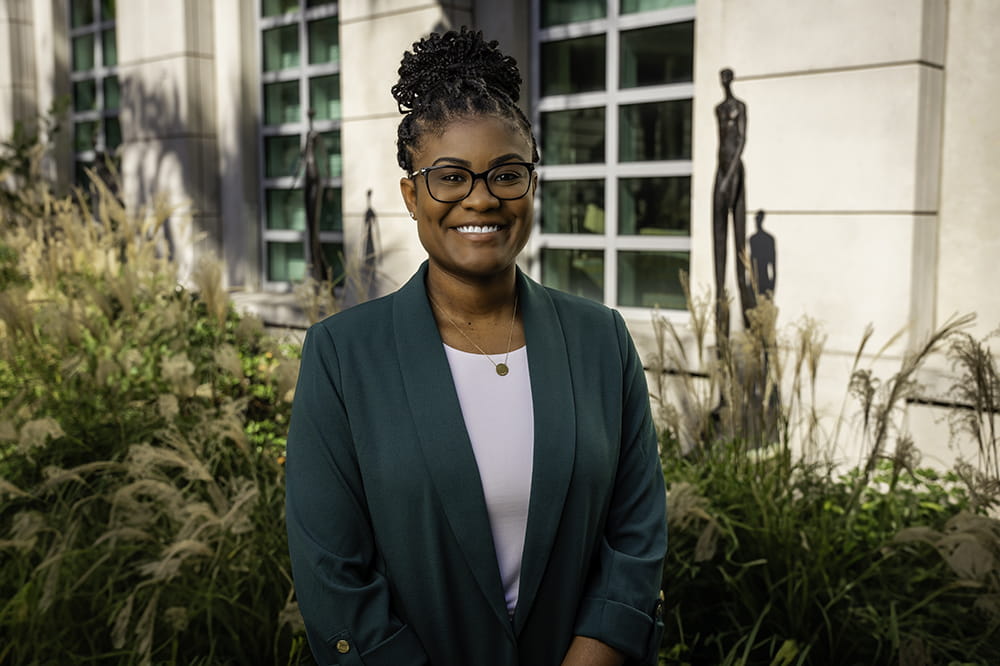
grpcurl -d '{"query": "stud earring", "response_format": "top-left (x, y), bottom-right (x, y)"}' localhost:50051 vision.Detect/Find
top-left (409, 211), bottom-right (416, 220)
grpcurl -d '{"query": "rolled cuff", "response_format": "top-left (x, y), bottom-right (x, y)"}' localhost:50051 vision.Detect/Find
top-left (574, 596), bottom-right (661, 664)
top-left (320, 623), bottom-right (428, 666)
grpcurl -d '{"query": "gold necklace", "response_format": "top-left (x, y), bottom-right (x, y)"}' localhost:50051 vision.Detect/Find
top-left (430, 293), bottom-right (519, 377)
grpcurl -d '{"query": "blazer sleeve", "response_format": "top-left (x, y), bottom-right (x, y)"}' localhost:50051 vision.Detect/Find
top-left (285, 325), bottom-right (429, 666)
top-left (573, 310), bottom-right (667, 665)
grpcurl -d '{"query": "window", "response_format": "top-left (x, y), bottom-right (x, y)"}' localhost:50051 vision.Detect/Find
top-left (533, 0), bottom-right (694, 310)
top-left (69, 0), bottom-right (119, 186)
top-left (259, 0), bottom-right (343, 286)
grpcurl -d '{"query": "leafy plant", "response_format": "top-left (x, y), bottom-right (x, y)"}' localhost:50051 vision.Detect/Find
top-left (0, 147), bottom-right (307, 663)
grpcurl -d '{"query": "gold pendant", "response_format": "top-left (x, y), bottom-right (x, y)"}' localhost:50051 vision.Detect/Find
top-left (495, 363), bottom-right (509, 377)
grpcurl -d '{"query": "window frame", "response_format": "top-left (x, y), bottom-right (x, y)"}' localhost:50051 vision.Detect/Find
top-left (529, 1), bottom-right (696, 315)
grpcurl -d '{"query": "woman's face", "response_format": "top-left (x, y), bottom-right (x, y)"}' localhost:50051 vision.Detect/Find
top-left (400, 114), bottom-right (537, 283)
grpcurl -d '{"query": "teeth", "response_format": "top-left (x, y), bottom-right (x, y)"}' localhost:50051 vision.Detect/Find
top-left (455, 225), bottom-right (500, 234)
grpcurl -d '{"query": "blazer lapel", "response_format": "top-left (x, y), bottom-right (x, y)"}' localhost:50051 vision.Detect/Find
top-left (513, 271), bottom-right (576, 632)
top-left (392, 264), bottom-right (514, 640)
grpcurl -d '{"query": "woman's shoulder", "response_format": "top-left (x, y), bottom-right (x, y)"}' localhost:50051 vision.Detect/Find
top-left (307, 291), bottom-right (396, 341)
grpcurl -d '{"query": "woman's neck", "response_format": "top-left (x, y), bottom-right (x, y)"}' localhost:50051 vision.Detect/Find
top-left (425, 266), bottom-right (517, 320)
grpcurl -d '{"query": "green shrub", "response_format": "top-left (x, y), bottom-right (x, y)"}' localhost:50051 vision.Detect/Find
top-left (0, 167), bottom-right (307, 663)
top-left (654, 286), bottom-right (1000, 665)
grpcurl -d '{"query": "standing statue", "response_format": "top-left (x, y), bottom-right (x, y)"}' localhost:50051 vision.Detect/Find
top-left (749, 209), bottom-right (776, 298)
top-left (712, 68), bottom-right (756, 340)
top-left (303, 109), bottom-right (330, 283)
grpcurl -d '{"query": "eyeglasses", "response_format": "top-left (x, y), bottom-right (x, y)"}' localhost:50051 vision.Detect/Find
top-left (411, 162), bottom-right (535, 204)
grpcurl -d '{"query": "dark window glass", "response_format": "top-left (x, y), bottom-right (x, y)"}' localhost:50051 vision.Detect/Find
top-left (263, 25), bottom-right (299, 71)
top-left (103, 76), bottom-right (120, 110)
top-left (309, 74), bottom-right (340, 120)
top-left (620, 22), bottom-right (694, 88)
top-left (621, 0), bottom-right (694, 13)
top-left (617, 250), bottom-right (688, 309)
top-left (267, 242), bottom-right (306, 282)
top-left (105, 117), bottom-right (122, 150)
top-left (264, 80), bottom-right (301, 125)
top-left (71, 0), bottom-right (95, 28)
top-left (540, 35), bottom-right (606, 96)
top-left (540, 179), bottom-right (605, 234)
top-left (265, 135), bottom-right (301, 178)
top-left (101, 0), bottom-right (116, 21)
top-left (541, 248), bottom-right (604, 302)
top-left (308, 17), bottom-right (339, 64)
top-left (319, 131), bottom-right (341, 177)
top-left (618, 176), bottom-right (690, 235)
top-left (73, 34), bottom-right (95, 71)
top-left (73, 79), bottom-right (97, 112)
top-left (619, 99), bottom-right (692, 161)
top-left (74, 120), bottom-right (98, 151)
top-left (541, 0), bottom-right (606, 27)
top-left (262, 0), bottom-right (299, 17)
top-left (102, 29), bottom-right (117, 67)
top-left (541, 107), bottom-right (605, 165)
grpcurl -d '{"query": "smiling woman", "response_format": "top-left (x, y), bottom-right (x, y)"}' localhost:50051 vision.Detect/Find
top-left (285, 28), bottom-right (667, 666)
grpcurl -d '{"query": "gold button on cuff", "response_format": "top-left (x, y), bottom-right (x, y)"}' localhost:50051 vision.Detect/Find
top-left (336, 639), bottom-right (350, 654)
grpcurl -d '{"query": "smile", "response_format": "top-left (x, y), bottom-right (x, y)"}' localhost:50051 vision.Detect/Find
top-left (454, 225), bottom-right (501, 234)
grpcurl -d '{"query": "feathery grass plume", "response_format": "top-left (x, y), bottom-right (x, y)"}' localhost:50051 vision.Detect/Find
top-left (948, 328), bottom-right (1000, 480)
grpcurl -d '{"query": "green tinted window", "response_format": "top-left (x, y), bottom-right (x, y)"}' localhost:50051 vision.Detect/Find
top-left (541, 248), bottom-right (604, 302)
top-left (618, 176), bottom-right (690, 235)
top-left (617, 250), bottom-right (688, 309)
top-left (541, 0), bottom-right (606, 27)
top-left (619, 100), bottom-right (692, 161)
top-left (263, 25), bottom-right (300, 71)
top-left (541, 35), bottom-right (606, 96)
top-left (540, 179), bottom-right (605, 234)
top-left (620, 22), bottom-right (693, 88)
top-left (541, 108), bottom-right (605, 165)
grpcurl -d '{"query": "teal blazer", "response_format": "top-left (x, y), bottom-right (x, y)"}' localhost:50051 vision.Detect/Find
top-left (286, 264), bottom-right (667, 665)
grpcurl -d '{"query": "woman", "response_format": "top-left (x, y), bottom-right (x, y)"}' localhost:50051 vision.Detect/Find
top-left (285, 29), bottom-right (666, 666)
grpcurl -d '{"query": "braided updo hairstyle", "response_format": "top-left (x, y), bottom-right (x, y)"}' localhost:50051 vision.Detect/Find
top-left (392, 28), bottom-right (540, 173)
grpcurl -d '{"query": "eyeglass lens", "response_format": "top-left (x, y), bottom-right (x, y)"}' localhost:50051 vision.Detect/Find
top-left (425, 164), bottom-right (531, 203)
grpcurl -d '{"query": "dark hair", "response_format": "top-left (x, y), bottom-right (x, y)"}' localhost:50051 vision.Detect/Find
top-left (392, 28), bottom-right (540, 173)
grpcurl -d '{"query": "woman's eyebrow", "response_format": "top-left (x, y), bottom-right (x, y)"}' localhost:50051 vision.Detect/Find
top-left (429, 153), bottom-right (526, 168)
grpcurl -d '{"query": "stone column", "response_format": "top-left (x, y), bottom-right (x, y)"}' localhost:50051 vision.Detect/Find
top-left (0, 0), bottom-right (38, 141)
top-left (116, 0), bottom-right (220, 281)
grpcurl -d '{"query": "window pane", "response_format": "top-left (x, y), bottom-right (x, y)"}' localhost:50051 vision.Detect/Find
top-left (620, 22), bottom-right (693, 88)
top-left (321, 242), bottom-right (344, 280)
top-left (319, 131), bottom-right (341, 177)
top-left (266, 189), bottom-right (306, 230)
top-left (101, 0), bottom-right (116, 21)
top-left (540, 179), bottom-right (604, 234)
top-left (265, 135), bottom-right (301, 178)
top-left (541, 107), bottom-right (605, 165)
top-left (307, 0), bottom-right (336, 7)
top-left (73, 79), bottom-right (97, 112)
top-left (619, 99), bottom-right (691, 161)
top-left (103, 76), bottom-right (120, 110)
top-left (75, 120), bottom-right (98, 151)
top-left (308, 17), bottom-right (339, 64)
top-left (262, 0), bottom-right (298, 16)
top-left (541, 248), bottom-right (604, 302)
top-left (621, 0), bottom-right (695, 13)
top-left (102, 29), bottom-right (117, 67)
top-left (319, 187), bottom-right (342, 231)
top-left (264, 80), bottom-right (301, 125)
top-left (540, 35), bottom-right (605, 96)
top-left (309, 74), bottom-right (340, 120)
top-left (73, 34), bottom-right (95, 71)
top-left (267, 242), bottom-right (306, 282)
top-left (105, 117), bottom-right (122, 150)
top-left (541, 0), bottom-right (606, 27)
top-left (75, 160), bottom-right (92, 187)
top-left (617, 250), bottom-right (688, 309)
top-left (263, 25), bottom-right (300, 71)
top-left (618, 176), bottom-right (690, 235)
top-left (71, 0), bottom-right (95, 27)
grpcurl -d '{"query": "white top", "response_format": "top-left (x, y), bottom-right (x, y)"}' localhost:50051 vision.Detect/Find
top-left (443, 343), bottom-right (534, 614)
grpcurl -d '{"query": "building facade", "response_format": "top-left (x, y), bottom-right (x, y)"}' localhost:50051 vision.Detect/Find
top-left (3, 0), bottom-right (999, 466)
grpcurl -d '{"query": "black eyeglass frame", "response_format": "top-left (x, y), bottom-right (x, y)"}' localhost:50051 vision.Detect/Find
top-left (410, 162), bottom-right (536, 204)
